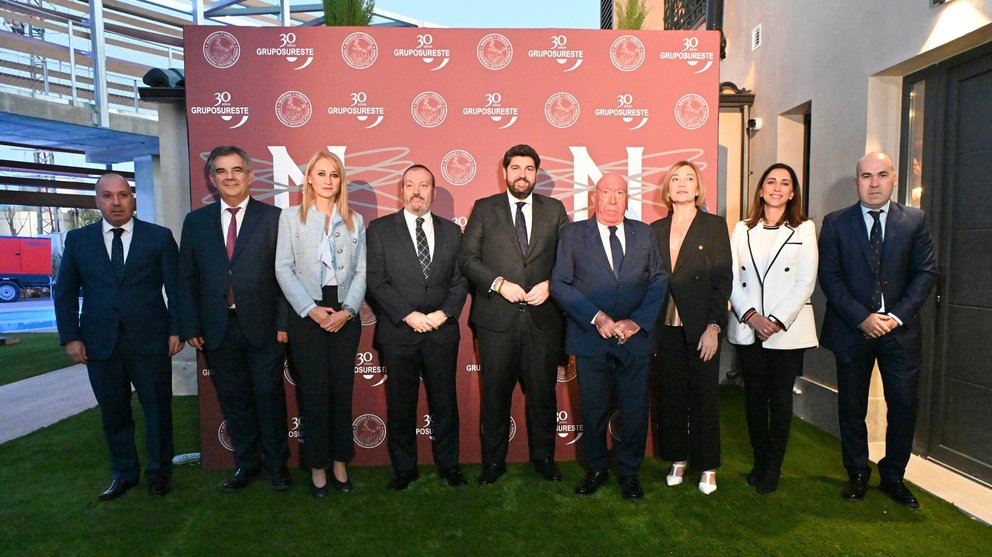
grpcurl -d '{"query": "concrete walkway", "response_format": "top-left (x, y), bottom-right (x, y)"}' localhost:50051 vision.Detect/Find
top-left (0, 364), bottom-right (97, 444)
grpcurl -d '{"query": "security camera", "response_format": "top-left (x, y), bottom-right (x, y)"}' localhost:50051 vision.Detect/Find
top-left (746, 117), bottom-right (763, 131)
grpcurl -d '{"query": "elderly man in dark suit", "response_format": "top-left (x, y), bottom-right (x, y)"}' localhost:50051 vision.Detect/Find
top-left (178, 145), bottom-right (291, 492)
top-left (458, 144), bottom-right (570, 485)
top-left (54, 173), bottom-right (183, 501)
top-left (366, 164), bottom-right (469, 490)
top-left (551, 173), bottom-right (667, 500)
top-left (819, 151), bottom-right (937, 509)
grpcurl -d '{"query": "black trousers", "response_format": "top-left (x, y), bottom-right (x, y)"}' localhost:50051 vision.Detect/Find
top-left (286, 286), bottom-right (360, 468)
top-left (576, 345), bottom-right (650, 477)
top-left (736, 342), bottom-right (805, 475)
top-left (206, 313), bottom-right (288, 472)
top-left (476, 310), bottom-right (561, 465)
top-left (86, 331), bottom-right (173, 482)
top-left (834, 334), bottom-right (920, 482)
top-left (382, 338), bottom-right (460, 472)
top-left (654, 325), bottom-right (721, 471)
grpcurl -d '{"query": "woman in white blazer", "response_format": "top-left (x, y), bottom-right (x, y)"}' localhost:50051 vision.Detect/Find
top-left (275, 151), bottom-right (366, 498)
top-left (727, 163), bottom-right (817, 494)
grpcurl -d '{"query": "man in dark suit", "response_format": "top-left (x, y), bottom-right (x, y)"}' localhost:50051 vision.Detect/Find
top-left (54, 173), bottom-right (183, 501)
top-left (551, 173), bottom-right (667, 500)
top-left (178, 145), bottom-right (291, 492)
top-left (458, 144), bottom-right (570, 485)
top-left (366, 164), bottom-right (469, 490)
top-left (819, 151), bottom-right (937, 509)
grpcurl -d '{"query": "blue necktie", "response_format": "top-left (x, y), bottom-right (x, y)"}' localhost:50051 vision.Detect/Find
top-left (111, 228), bottom-right (125, 283)
top-left (868, 210), bottom-right (883, 311)
top-left (609, 225), bottom-right (623, 279)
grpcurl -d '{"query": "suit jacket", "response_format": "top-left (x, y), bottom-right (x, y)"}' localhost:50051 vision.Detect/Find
top-left (178, 197), bottom-right (284, 351)
top-left (818, 201), bottom-right (937, 352)
top-left (727, 219), bottom-right (819, 349)
top-left (275, 206), bottom-right (366, 317)
top-left (54, 218), bottom-right (179, 360)
top-left (458, 192), bottom-right (569, 332)
top-left (366, 210), bottom-right (468, 345)
top-left (551, 218), bottom-right (667, 357)
top-left (651, 210), bottom-right (733, 343)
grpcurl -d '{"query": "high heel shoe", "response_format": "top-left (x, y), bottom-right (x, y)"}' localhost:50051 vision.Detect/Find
top-left (698, 470), bottom-right (717, 495)
top-left (666, 462), bottom-right (686, 486)
top-left (309, 478), bottom-right (329, 499)
top-left (331, 464), bottom-right (353, 493)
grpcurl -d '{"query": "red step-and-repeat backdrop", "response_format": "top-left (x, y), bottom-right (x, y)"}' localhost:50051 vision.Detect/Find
top-left (183, 26), bottom-right (719, 469)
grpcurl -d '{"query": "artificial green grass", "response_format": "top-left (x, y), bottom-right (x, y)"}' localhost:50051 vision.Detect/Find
top-left (0, 333), bottom-right (73, 386)
top-left (1, 389), bottom-right (989, 557)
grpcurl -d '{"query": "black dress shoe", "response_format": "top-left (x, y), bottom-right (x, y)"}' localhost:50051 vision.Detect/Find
top-left (98, 479), bottom-right (137, 501)
top-left (331, 475), bottom-right (354, 493)
top-left (574, 469), bottom-right (609, 496)
top-left (619, 475), bottom-right (644, 501)
top-left (756, 470), bottom-right (780, 495)
top-left (478, 462), bottom-right (507, 485)
top-left (387, 469), bottom-right (420, 491)
top-left (148, 474), bottom-right (172, 497)
top-left (533, 458), bottom-right (563, 482)
top-left (309, 478), bottom-right (329, 499)
top-left (746, 463), bottom-right (764, 487)
top-left (439, 466), bottom-right (468, 487)
top-left (879, 479), bottom-right (920, 509)
top-left (841, 472), bottom-right (870, 501)
top-left (222, 467), bottom-right (260, 492)
top-left (270, 467), bottom-right (293, 491)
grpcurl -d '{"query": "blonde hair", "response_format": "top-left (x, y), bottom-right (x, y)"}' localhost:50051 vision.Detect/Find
top-left (299, 151), bottom-right (354, 231)
top-left (660, 160), bottom-right (706, 211)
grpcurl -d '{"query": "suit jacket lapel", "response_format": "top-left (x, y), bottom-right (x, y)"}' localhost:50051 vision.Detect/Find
top-left (586, 219), bottom-right (613, 277)
top-left (657, 218), bottom-right (674, 274)
top-left (208, 202), bottom-right (228, 261)
top-left (756, 224), bottom-right (796, 286)
top-left (848, 204), bottom-right (876, 276)
top-left (497, 195), bottom-right (524, 258)
top-left (527, 196), bottom-right (547, 260)
top-left (89, 222), bottom-right (115, 276)
top-left (882, 202), bottom-right (901, 257)
top-left (397, 211), bottom-right (425, 280)
top-left (230, 198), bottom-right (261, 263)
top-left (121, 219), bottom-right (142, 280)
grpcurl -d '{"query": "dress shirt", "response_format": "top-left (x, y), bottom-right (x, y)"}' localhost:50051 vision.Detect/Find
top-left (403, 209), bottom-right (435, 257)
top-left (220, 196), bottom-right (250, 246)
top-left (102, 218), bottom-right (134, 261)
top-left (506, 190), bottom-right (533, 243)
top-left (596, 220), bottom-right (626, 271)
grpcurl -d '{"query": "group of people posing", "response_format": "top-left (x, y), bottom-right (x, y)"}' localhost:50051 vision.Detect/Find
top-left (55, 145), bottom-right (935, 510)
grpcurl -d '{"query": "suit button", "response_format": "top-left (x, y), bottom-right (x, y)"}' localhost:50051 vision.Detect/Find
top-left (337, 249), bottom-right (343, 254)
top-left (742, 282), bottom-right (746, 287)
top-left (335, 232), bottom-right (341, 238)
top-left (784, 267), bottom-right (790, 272)
top-left (338, 265), bottom-right (344, 270)
top-left (741, 266), bottom-right (746, 270)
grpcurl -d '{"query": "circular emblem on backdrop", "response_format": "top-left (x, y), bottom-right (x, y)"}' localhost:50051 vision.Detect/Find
top-left (608, 410), bottom-right (623, 441)
top-left (217, 420), bottom-right (234, 451)
top-left (509, 417), bottom-right (517, 441)
top-left (441, 150), bottom-right (477, 186)
top-left (353, 414), bottom-right (387, 448)
top-left (341, 32), bottom-right (378, 69)
top-left (544, 92), bottom-right (580, 129)
top-left (557, 356), bottom-right (577, 383)
top-left (610, 35), bottom-right (645, 72)
top-left (477, 33), bottom-right (513, 70)
top-left (674, 93), bottom-right (709, 130)
top-left (203, 31), bottom-right (240, 69)
top-left (274, 91), bottom-right (312, 128)
top-left (359, 300), bottom-right (377, 326)
top-left (282, 358), bottom-right (295, 386)
top-left (411, 91), bottom-right (448, 128)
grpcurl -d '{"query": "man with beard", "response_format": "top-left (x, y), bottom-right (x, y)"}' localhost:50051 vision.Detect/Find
top-left (459, 144), bottom-right (570, 485)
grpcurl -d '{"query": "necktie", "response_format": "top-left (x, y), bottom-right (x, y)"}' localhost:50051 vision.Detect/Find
top-left (609, 225), bottom-right (624, 279)
top-left (868, 210), bottom-right (883, 311)
top-left (515, 201), bottom-right (529, 256)
top-left (415, 216), bottom-right (431, 279)
top-left (111, 228), bottom-right (125, 283)
top-left (226, 207), bottom-right (240, 306)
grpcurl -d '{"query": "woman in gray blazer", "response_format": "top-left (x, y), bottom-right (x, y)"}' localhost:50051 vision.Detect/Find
top-left (727, 163), bottom-right (818, 494)
top-left (275, 151), bottom-right (366, 498)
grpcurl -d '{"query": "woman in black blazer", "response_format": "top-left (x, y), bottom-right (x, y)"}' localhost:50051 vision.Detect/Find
top-left (651, 160), bottom-right (732, 495)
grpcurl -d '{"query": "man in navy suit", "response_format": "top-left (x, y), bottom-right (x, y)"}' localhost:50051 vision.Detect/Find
top-left (551, 173), bottom-right (667, 500)
top-left (54, 173), bottom-right (183, 501)
top-left (366, 164), bottom-right (469, 490)
top-left (819, 152), bottom-right (937, 508)
top-left (178, 146), bottom-right (291, 492)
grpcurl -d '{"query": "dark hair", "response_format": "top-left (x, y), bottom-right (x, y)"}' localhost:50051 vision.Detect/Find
top-left (402, 164), bottom-right (435, 188)
top-left (502, 144), bottom-right (540, 171)
top-left (206, 145), bottom-right (251, 175)
top-left (745, 163), bottom-right (807, 228)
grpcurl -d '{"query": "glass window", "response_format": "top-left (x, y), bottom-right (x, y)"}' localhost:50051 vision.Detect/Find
top-left (904, 80), bottom-right (925, 208)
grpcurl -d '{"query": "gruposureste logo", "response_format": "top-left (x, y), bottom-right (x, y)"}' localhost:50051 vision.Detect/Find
top-left (557, 357), bottom-right (577, 383)
top-left (203, 31), bottom-right (240, 69)
top-left (274, 91), bottom-right (312, 128)
top-left (256, 31), bottom-right (314, 70)
top-left (353, 414), bottom-right (387, 449)
top-left (283, 358), bottom-right (295, 386)
top-left (462, 92), bottom-right (518, 129)
top-left (594, 93), bottom-right (650, 130)
top-left (556, 410), bottom-right (584, 445)
top-left (674, 93), bottom-right (709, 130)
top-left (327, 91), bottom-right (385, 129)
top-left (528, 34), bottom-right (583, 72)
top-left (544, 92), bottom-right (580, 129)
top-left (189, 92), bottom-right (250, 129)
top-left (218, 420), bottom-right (234, 451)
top-left (393, 32), bottom-right (450, 71)
top-left (288, 415), bottom-right (304, 442)
top-left (355, 351), bottom-right (387, 387)
top-left (341, 32), bottom-right (378, 69)
top-left (415, 414), bottom-right (434, 439)
top-left (411, 91), bottom-right (448, 128)
top-left (660, 36), bottom-right (715, 74)
top-left (477, 33), bottom-right (513, 70)
top-left (609, 35), bottom-right (645, 72)
top-left (441, 149), bottom-right (477, 186)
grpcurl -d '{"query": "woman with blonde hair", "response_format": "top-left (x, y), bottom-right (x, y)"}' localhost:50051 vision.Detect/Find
top-left (275, 151), bottom-right (366, 498)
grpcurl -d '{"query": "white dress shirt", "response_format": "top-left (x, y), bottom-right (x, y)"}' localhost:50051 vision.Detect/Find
top-left (506, 190), bottom-right (533, 243)
top-left (596, 220), bottom-right (626, 272)
top-left (404, 209), bottom-right (435, 257)
top-left (220, 196), bottom-right (250, 246)
top-left (102, 218), bottom-right (134, 261)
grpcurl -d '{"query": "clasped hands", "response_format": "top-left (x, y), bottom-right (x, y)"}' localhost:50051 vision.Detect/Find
top-left (593, 311), bottom-right (640, 345)
top-left (308, 305), bottom-right (350, 333)
top-left (497, 279), bottom-right (550, 306)
top-left (747, 314), bottom-right (781, 342)
top-left (859, 313), bottom-right (899, 339)
top-left (404, 310), bottom-right (448, 334)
